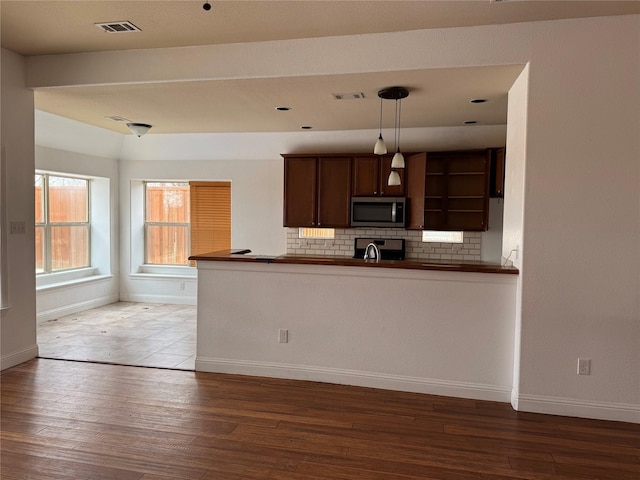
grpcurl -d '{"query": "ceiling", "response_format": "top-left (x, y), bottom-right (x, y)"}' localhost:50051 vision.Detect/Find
top-left (2, 1), bottom-right (639, 135)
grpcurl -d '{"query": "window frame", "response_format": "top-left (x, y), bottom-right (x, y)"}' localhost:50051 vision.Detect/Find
top-left (0, 145), bottom-right (7, 308)
top-left (298, 227), bottom-right (335, 239)
top-left (421, 230), bottom-right (464, 244)
top-left (35, 172), bottom-right (91, 275)
top-left (143, 181), bottom-right (191, 266)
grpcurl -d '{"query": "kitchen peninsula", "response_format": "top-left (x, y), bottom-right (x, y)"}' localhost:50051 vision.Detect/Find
top-left (191, 250), bottom-right (518, 402)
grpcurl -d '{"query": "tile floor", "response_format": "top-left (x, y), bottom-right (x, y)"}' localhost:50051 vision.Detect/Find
top-left (37, 302), bottom-right (196, 370)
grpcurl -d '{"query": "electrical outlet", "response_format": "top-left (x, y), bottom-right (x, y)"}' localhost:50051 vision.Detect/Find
top-left (180, 282), bottom-right (185, 291)
top-left (577, 358), bottom-right (591, 375)
top-left (278, 329), bottom-right (288, 343)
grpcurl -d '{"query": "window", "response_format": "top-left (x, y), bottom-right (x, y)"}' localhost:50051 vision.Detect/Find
top-left (189, 181), bottom-right (231, 258)
top-left (35, 173), bottom-right (90, 273)
top-left (298, 228), bottom-right (335, 239)
top-left (422, 231), bottom-right (464, 243)
top-left (136, 181), bottom-right (231, 271)
top-left (144, 182), bottom-right (190, 265)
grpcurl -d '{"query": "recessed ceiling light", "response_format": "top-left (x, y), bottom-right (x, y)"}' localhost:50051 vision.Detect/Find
top-left (464, 120), bottom-right (478, 125)
top-left (275, 106), bottom-right (291, 111)
top-left (470, 98), bottom-right (488, 104)
top-left (300, 126), bottom-right (313, 130)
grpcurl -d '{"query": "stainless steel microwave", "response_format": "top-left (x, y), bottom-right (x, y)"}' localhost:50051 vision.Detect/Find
top-left (350, 197), bottom-right (406, 228)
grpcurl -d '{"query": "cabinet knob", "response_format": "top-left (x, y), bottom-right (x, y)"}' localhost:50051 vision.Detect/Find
top-left (374, 191), bottom-right (377, 195)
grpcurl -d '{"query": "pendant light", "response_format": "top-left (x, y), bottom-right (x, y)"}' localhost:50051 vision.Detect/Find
top-left (373, 96), bottom-right (387, 155)
top-left (126, 122), bottom-right (152, 137)
top-left (391, 96), bottom-right (405, 169)
top-left (375, 87), bottom-right (409, 186)
top-left (387, 170), bottom-right (401, 186)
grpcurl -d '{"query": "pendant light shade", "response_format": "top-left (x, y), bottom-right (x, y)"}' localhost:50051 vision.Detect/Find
top-left (387, 170), bottom-right (401, 186)
top-left (391, 150), bottom-right (405, 169)
top-left (374, 134), bottom-right (387, 155)
top-left (127, 122), bottom-right (152, 137)
top-left (373, 96), bottom-right (387, 155)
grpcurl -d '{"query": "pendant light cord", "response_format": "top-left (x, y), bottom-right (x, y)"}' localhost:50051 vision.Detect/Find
top-left (394, 98), bottom-right (400, 152)
top-left (379, 97), bottom-right (384, 136)
top-left (394, 98), bottom-right (401, 152)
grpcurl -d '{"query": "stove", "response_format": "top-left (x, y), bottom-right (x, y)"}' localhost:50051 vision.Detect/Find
top-left (353, 238), bottom-right (406, 261)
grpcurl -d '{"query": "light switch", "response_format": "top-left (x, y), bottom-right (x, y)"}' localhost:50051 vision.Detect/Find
top-left (10, 221), bottom-right (26, 235)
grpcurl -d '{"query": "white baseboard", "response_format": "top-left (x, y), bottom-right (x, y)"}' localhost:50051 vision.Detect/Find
top-left (120, 294), bottom-right (196, 305)
top-left (37, 294), bottom-right (120, 323)
top-left (516, 393), bottom-right (640, 424)
top-left (195, 357), bottom-right (512, 403)
top-left (511, 388), bottom-right (519, 410)
top-left (1, 344), bottom-right (38, 371)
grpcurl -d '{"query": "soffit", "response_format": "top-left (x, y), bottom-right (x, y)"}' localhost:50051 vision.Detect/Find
top-left (2, 1), bottom-right (639, 56)
top-left (4, 1), bottom-right (638, 134)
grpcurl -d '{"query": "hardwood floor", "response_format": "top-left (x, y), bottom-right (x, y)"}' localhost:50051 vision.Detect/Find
top-left (1, 359), bottom-right (638, 480)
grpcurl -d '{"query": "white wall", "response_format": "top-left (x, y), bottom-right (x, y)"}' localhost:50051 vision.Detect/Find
top-left (1, 49), bottom-right (38, 369)
top-left (35, 111), bottom-right (124, 160)
top-left (118, 126), bottom-right (508, 162)
top-left (503, 63), bottom-right (529, 408)
top-left (197, 261), bottom-right (517, 402)
top-left (515, 16), bottom-right (640, 421)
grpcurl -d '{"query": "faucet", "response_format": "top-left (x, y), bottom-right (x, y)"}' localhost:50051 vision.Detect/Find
top-left (364, 242), bottom-right (380, 262)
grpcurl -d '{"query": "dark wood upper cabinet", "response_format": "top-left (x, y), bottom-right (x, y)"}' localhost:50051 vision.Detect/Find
top-left (283, 156), bottom-right (317, 227)
top-left (352, 156), bottom-right (378, 196)
top-left (423, 150), bottom-right (491, 231)
top-left (283, 155), bottom-right (352, 228)
top-left (352, 155), bottom-right (404, 197)
top-left (405, 152), bottom-right (427, 230)
top-left (489, 147), bottom-right (505, 198)
top-left (284, 149), bottom-right (495, 231)
top-left (317, 156), bottom-right (352, 228)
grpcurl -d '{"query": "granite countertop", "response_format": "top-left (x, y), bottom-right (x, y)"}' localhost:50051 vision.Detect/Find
top-left (189, 250), bottom-right (519, 275)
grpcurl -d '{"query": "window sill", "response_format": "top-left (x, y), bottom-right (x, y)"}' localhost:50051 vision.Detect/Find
top-left (132, 264), bottom-right (197, 280)
top-left (36, 268), bottom-right (113, 292)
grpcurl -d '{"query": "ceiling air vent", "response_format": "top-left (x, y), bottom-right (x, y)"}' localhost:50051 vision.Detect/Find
top-left (95, 21), bottom-right (141, 33)
top-left (104, 115), bottom-right (129, 122)
top-left (331, 92), bottom-right (365, 100)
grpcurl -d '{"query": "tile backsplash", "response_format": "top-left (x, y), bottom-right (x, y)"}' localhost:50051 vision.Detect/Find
top-left (286, 228), bottom-right (482, 261)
